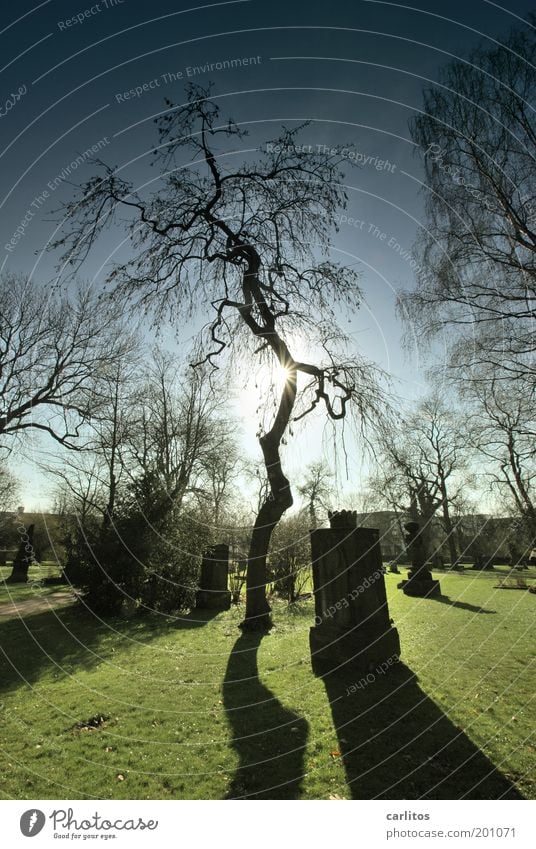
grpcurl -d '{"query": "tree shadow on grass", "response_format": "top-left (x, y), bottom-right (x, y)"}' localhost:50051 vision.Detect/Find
top-left (0, 603), bottom-right (221, 696)
top-left (223, 632), bottom-right (309, 799)
top-left (165, 607), bottom-right (222, 629)
top-left (431, 596), bottom-right (497, 615)
top-left (322, 661), bottom-right (522, 799)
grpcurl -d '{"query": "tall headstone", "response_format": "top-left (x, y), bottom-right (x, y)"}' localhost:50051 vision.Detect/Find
top-left (195, 544), bottom-right (231, 610)
top-left (6, 524), bottom-right (35, 584)
top-left (309, 510), bottom-right (400, 675)
top-left (397, 521), bottom-right (441, 597)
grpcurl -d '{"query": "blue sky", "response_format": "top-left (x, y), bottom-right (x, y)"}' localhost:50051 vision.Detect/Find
top-left (1, 0), bottom-right (534, 508)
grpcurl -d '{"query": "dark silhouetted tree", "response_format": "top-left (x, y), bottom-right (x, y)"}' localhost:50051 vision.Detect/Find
top-left (53, 85), bottom-right (387, 629)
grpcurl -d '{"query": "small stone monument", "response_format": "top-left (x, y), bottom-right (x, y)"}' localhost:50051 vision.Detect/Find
top-left (397, 521), bottom-right (441, 597)
top-left (472, 554), bottom-right (494, 571)
top-left (195, 544), bottom-right (231, 610)
top-left (309, 510), bottom-right (400, 675)
top-left (6, 524), bottom-right (35, 584)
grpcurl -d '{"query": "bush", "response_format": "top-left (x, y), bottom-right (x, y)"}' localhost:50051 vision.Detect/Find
top-left (141, 511), bottom-right (211, 614)
top-left (63, 516), bottom-right (145, 616)
top-left (63, 476), bottom-right (211, 616)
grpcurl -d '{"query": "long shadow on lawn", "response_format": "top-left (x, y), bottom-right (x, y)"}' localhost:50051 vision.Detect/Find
top-left (323, 662), bottom-right (522, 799)
top-left (223, 632), bottom-right (309, 799)
top-left (431, 596), bottom-right (497, 615)
top-left (168, 608), bottom-right (222, 628)
top-left (0, 604), bottom-right (220, 695)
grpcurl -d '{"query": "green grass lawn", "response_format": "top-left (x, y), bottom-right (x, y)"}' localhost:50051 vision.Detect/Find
top-left (0, 570), bottom-right (534, 800)
top-left (0, 563), bottom-right (64, 606)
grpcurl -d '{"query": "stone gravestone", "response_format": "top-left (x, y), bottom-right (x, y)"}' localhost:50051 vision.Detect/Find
top-left (397, 521), bottom-right (441, 598)
top-left (195, 544), bottom-right (231, 610)
top-left (472, 554), bottom-right (495, 571)
top-left (6, 524), bottom-right (35, 584)
top-left (309, 510), bottom-right (400, 675)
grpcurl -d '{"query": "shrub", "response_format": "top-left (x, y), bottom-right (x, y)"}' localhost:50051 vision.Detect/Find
top-left (63, 476), bottom-right (211, 616)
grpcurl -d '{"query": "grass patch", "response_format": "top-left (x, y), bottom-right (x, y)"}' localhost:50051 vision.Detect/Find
top-left (0, 584), bottom-right (67, 606)
top-left (0, 563), bottom-right (67, 608)
top-left (0, 572), bottom-right (534, 799)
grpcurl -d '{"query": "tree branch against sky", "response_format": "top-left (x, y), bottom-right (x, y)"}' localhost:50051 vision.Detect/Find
top-left (370, 395), bottom-right (470, 564)
top-left (0, 465), bottom-right (19, 514)
top-left (463, 373), bottom-right (535, 540)
top-left (400, 19), bottom-right (536, 388)
top-left (126, 350), bottom-right (233, 520)
top-left (297, 461), bottom-right (334, 530)
top-left (52, 83), bottom-right (389, 630)
top-left (44, 345), bottom-right (233, 531)
top-left (0, 272), bottom-right (128, 453)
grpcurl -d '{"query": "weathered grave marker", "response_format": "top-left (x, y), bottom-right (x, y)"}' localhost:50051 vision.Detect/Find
top-left (397, 521), bottom-right (441, 597)
top-left (195, 544), bottom-right (231, 610)
top-left (309, 510), bottom-right (400, 675)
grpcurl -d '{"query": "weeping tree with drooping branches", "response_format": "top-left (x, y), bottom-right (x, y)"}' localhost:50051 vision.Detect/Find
top-left (53, 84), bottom-right (388, 630)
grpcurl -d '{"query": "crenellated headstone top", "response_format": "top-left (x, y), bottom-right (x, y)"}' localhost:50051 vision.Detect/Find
top-left (328, 509), bottom-right (357, 529)
top-left (309, 521), bottom-right (400, 675)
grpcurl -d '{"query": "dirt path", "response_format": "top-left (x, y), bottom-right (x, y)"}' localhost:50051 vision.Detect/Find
top-left (0, 591), bottom-right (76, 620)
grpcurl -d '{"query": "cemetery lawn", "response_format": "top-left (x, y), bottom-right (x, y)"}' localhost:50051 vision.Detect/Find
top-left (0, 584), bottom-right (63, 606)
top-left (0, 570), bottom-right (534, 800)
top-left (0, 564), bottom-right (67, 606)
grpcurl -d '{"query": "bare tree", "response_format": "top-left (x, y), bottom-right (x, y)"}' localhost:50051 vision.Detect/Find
top-left (364, 470), bottom-right (412, 559)
top-left (0, 273), bottom-right (127, 450)
top-left (412, 396), bottom-right (470, 564)
top-left (41, 327), bottom-right (141, 528)
top-left (401, 21), bottom-right (536, 387)
top-left (371, 395), bottom-right (469, 564)
top-left (297, 461), bottom-right (334, 529)
top-left (92, 333), bottom-right (142, 528)
top-left (464, 374), bottom-right (535, 543)
top-left (0, 466), bottom-right (19, 544)
top-left (0, 466), bottom-right (19, 512)
top-left (126, 350), bottom-right (228, 519)
top-left (53, 84), bottom-right (388, 629)
top-left (46, 345), bottom-right (224, 531)
top-left (48, 453), bottom-right (108, 525)
top-left (198, 428), bottom-right (241, 527)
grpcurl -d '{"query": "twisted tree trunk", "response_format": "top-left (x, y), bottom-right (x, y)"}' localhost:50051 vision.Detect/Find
top-left (236, 245), bottom-right (298, 630)
top-left (243, 375), bottom-right (296, 629)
